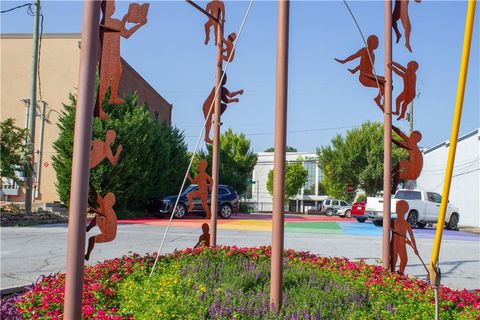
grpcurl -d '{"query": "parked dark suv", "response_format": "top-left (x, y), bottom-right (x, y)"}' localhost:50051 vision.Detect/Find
top-left (146, 184), bottom-right (239, 219)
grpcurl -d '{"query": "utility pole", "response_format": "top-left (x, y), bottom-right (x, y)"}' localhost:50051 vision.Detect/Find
top-left (382, 0), bottom-right (393, 270)
top-left (25, 0), bottom-right (41, 214)
top-left (270, 0), bottom-right (289, 312)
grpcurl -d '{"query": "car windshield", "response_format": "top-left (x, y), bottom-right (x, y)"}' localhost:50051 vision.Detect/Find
top-left (394, 190), bottom-right (422, 200)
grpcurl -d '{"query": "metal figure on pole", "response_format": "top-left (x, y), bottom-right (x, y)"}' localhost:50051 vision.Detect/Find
top-left (270, 0), bottom-right (289, 312)
top-left (64, 1), bottom-right (101, 318)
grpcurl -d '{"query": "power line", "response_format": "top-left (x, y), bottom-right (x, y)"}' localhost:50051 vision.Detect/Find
top-left (0, 3), bottom-right (32, 14)
top-left (185, 125), bottom-right (358, 138)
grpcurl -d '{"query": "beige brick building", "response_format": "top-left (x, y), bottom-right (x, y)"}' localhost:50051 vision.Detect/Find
top-left (1, 33), bottom-right (172, 203)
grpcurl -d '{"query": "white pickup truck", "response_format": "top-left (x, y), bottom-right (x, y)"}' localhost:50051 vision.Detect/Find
top-left (365, 189), bottom-right (460, 230)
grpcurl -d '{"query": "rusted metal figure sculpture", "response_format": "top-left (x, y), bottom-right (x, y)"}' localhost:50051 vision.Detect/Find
top-left (204, 0), bottom-right (225, 45)
top-left (391, 126), bottom-right (423, 193)
top-left (89, 130), bottom-right (123, 169)
top-left (95, 0), bottom-right (148, 120)
top-left (203, 74), bottom-right (244, 144)
top-left (194, 223), bottom-right (211, 248)
top-left (221, 32), bottom-right (237, 63)
top-left (187, 159), bottom-right (213, 218)
top-left (389, 60), bottom-right (418, 120)
top-left (390, 200), bottom-right (419, 274)
top-left (393, 0), bottom-right (421, 53)
top-left (85, 190), bottom-right (117, 261)
top-left (335, 35), bottom-right (385, 110)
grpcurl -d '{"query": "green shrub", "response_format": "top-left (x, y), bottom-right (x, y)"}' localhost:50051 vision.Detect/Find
top-left (52, 94), bottom-right (189, 216)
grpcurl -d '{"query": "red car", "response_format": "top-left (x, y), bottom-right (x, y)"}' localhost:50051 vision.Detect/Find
top-left (351, 201), bottom-right (367, 222)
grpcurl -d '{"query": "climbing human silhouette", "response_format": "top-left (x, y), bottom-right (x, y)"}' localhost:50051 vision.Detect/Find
top-left (194, 223), bottom-right (211, 248)
top-left (203, 73), bottom-right (243, 144)
top-left (391, 200), bottom-right (418, 274)
top-left (220, 32), bottom-right (237, 65)
top-left (335, 35), bottom-right (385, 110)
top-left (391, 126), bottom-right (423, 193)
top-left (89, 130), bottom-right (123, 169)
top-left (85, 191), bottom-right (117, 261)
top-left (187, 160), bottom-right (213, 219)
top-left (393, 0), bottom-right (421, 53)
top-left (95, 0), bottom-right (148, 120)
top-left (204, 0), bottom-right (225, 46)
top-left (389, 60), bottom-right (419, 120)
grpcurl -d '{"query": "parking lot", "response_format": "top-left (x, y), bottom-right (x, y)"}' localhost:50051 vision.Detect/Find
top-left (1, 214), bottom-right (479, 291)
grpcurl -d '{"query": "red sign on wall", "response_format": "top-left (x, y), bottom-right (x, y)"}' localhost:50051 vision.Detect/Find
top-left (346, 184), bottom-right (354, 193)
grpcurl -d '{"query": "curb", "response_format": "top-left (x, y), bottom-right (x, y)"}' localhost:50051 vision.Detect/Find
top-left (0, 285), bottom-right (30, 297)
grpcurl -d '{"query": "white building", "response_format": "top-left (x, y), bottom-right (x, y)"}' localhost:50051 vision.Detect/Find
top-left (416, 129), bottom-right (479, 227)
top-left (251, 152), bottom-right (326, 212)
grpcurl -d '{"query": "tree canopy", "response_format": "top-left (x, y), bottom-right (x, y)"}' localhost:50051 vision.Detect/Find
top-left (201, 128), bottom-right (257, 196)
top-left (0, 118), bottom-right (30, 185)
top-left (52, 94), bottom-right (189, 216)
top-left (266, 160), bottom-right (308, 201)
top-left (317, 122), bottom-right (408, 202)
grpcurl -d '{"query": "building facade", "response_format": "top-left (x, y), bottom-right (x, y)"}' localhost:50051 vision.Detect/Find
top-left (1, 33), bottom-right (172, 203)
top-left (416, 129), bottom-right (479, 227)
top-left (251, 152), bottom-right (326, 212)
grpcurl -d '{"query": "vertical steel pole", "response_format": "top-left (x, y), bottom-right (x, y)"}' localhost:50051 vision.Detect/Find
top-left (210, 16), bottom-right (224, 247)
top-left (64, 1), bottom-right (100, 319)
top-left (270, 0), bottom-right (289, 311)
top-left (382, 0), bottom-right (393, 270)
top-left (430, 0), bottom-right (476, 284)
top-left (35, 101), bottom-right (47, 198)
top-left (25, 0), bottom-right (41, 214)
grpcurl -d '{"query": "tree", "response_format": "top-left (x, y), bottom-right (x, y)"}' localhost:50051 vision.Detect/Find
top-left (317, 122), bottom-right (407, 202)
top-left (202, 129), bottom-right (257, 195)
top-left (0, 118), bottom-right (30, 185)
top-left (266, 161), bottom-right (308, 201)
top-left (52, 94), bottom-right (189, 216)
top-left (264, 146), bottom-right (298, 152)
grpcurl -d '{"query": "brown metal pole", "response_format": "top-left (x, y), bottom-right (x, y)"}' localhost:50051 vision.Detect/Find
top-left (270, 0), bottom-right (289, 311)
top-left (64, 1), bottom-right (100, 318)
top-left (382, 0), bottom-right (393, 270)
top-left (210, 18), bottom-right (223, 247)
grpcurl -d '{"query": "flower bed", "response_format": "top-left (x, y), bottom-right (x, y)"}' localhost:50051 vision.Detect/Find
top-left (4, 246), bottom-right (480, 319)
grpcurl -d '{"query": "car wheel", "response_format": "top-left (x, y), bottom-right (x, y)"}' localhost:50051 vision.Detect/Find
top-left (407, 211), bottom-right (418, 228)
top-left (373, 219), bottom-right (383, 227)
top-left (357, 217), bottom-right (367, 223)
top-left (345, 210), bottom-right (352, 218)
top-left (173, 203), bottom-right (187, 219)
top-left (325, 208), bottom-right (334, 216)
top-left (416, 222), bottom-right (427, 229)
top-left (219, 204), bottom-right (232, 219)
top-left (446, 213), bottom-right (459, 231)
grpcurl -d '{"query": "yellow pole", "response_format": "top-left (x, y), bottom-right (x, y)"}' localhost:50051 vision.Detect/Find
top-left (429, 0), bottom-right (477, 284)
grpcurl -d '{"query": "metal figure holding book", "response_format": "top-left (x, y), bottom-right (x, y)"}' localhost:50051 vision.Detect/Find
top-left (95, 0), bottom-right (148, 120)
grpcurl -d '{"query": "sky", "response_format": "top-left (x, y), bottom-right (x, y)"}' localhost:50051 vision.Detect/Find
top-left (1, 0), bottom-right (479, 153)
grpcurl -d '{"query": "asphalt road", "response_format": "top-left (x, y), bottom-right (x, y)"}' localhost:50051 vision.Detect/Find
top-left (1, 216), bottom-right (479, 291)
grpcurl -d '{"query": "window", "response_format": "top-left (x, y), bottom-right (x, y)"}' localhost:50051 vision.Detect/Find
top-left (324, 200), bottom-right (330, 205)
top-left (340, 201), bottom-right (348, 206)
top-left (332, 200), bottom-right (339, 206)
top-left (394, 191), bottom-right (422, 200)
top-left (219, 187), bottom-right (230, 196)
top-left (432, 193), bottom-right (442, 204)
top-left (427, 192), bottom-right (435, 202)
top-left (154, 111), bottom-right (159, 121)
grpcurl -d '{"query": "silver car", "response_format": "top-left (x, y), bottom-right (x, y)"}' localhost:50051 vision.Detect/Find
top-left (319, 199), bottom-right (351, 216)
